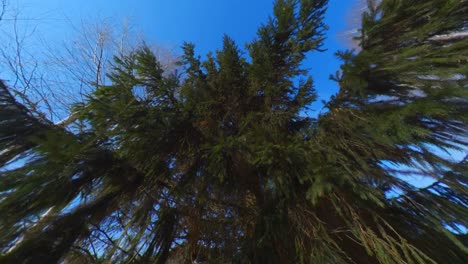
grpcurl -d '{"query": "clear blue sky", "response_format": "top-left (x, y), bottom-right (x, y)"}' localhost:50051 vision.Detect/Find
top-left (4, 0), bottom-right (357, 112)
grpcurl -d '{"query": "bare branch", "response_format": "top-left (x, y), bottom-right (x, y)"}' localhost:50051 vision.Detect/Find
top-left (0, 0), bottom-right (6, 22)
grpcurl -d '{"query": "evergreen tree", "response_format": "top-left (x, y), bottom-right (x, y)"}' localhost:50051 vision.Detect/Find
top-left (1, 0), bottom-right (467, 263)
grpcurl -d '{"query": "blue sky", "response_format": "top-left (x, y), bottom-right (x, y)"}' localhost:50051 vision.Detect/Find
top-left (3, 0), bottom-right (357, 112)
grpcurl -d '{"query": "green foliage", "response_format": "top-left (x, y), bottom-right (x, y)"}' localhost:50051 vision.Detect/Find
top-left (1, 0), bottom-right (467, 263)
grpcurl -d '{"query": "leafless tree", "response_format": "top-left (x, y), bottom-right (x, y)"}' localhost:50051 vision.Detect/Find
top-left (43, 17), bottom-right (179, 126)
top-left (1, 10), bottom-right (178, 126)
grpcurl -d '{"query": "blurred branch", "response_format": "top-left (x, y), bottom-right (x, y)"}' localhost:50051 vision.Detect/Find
top-left (0, 0), bottom-right (6, 22)
top-left (428, 32), bottom-right (468, 42)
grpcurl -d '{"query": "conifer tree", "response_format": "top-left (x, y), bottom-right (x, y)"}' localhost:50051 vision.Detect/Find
top-left (1, 0), bottom-right (467, 263)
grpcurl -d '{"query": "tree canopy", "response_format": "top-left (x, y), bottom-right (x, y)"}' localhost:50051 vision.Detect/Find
top-left (1, 0), bottom-right (467, 263)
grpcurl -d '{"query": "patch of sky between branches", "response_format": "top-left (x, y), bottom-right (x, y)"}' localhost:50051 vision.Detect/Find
top-left (381, 142), bottom-right (466, 200)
